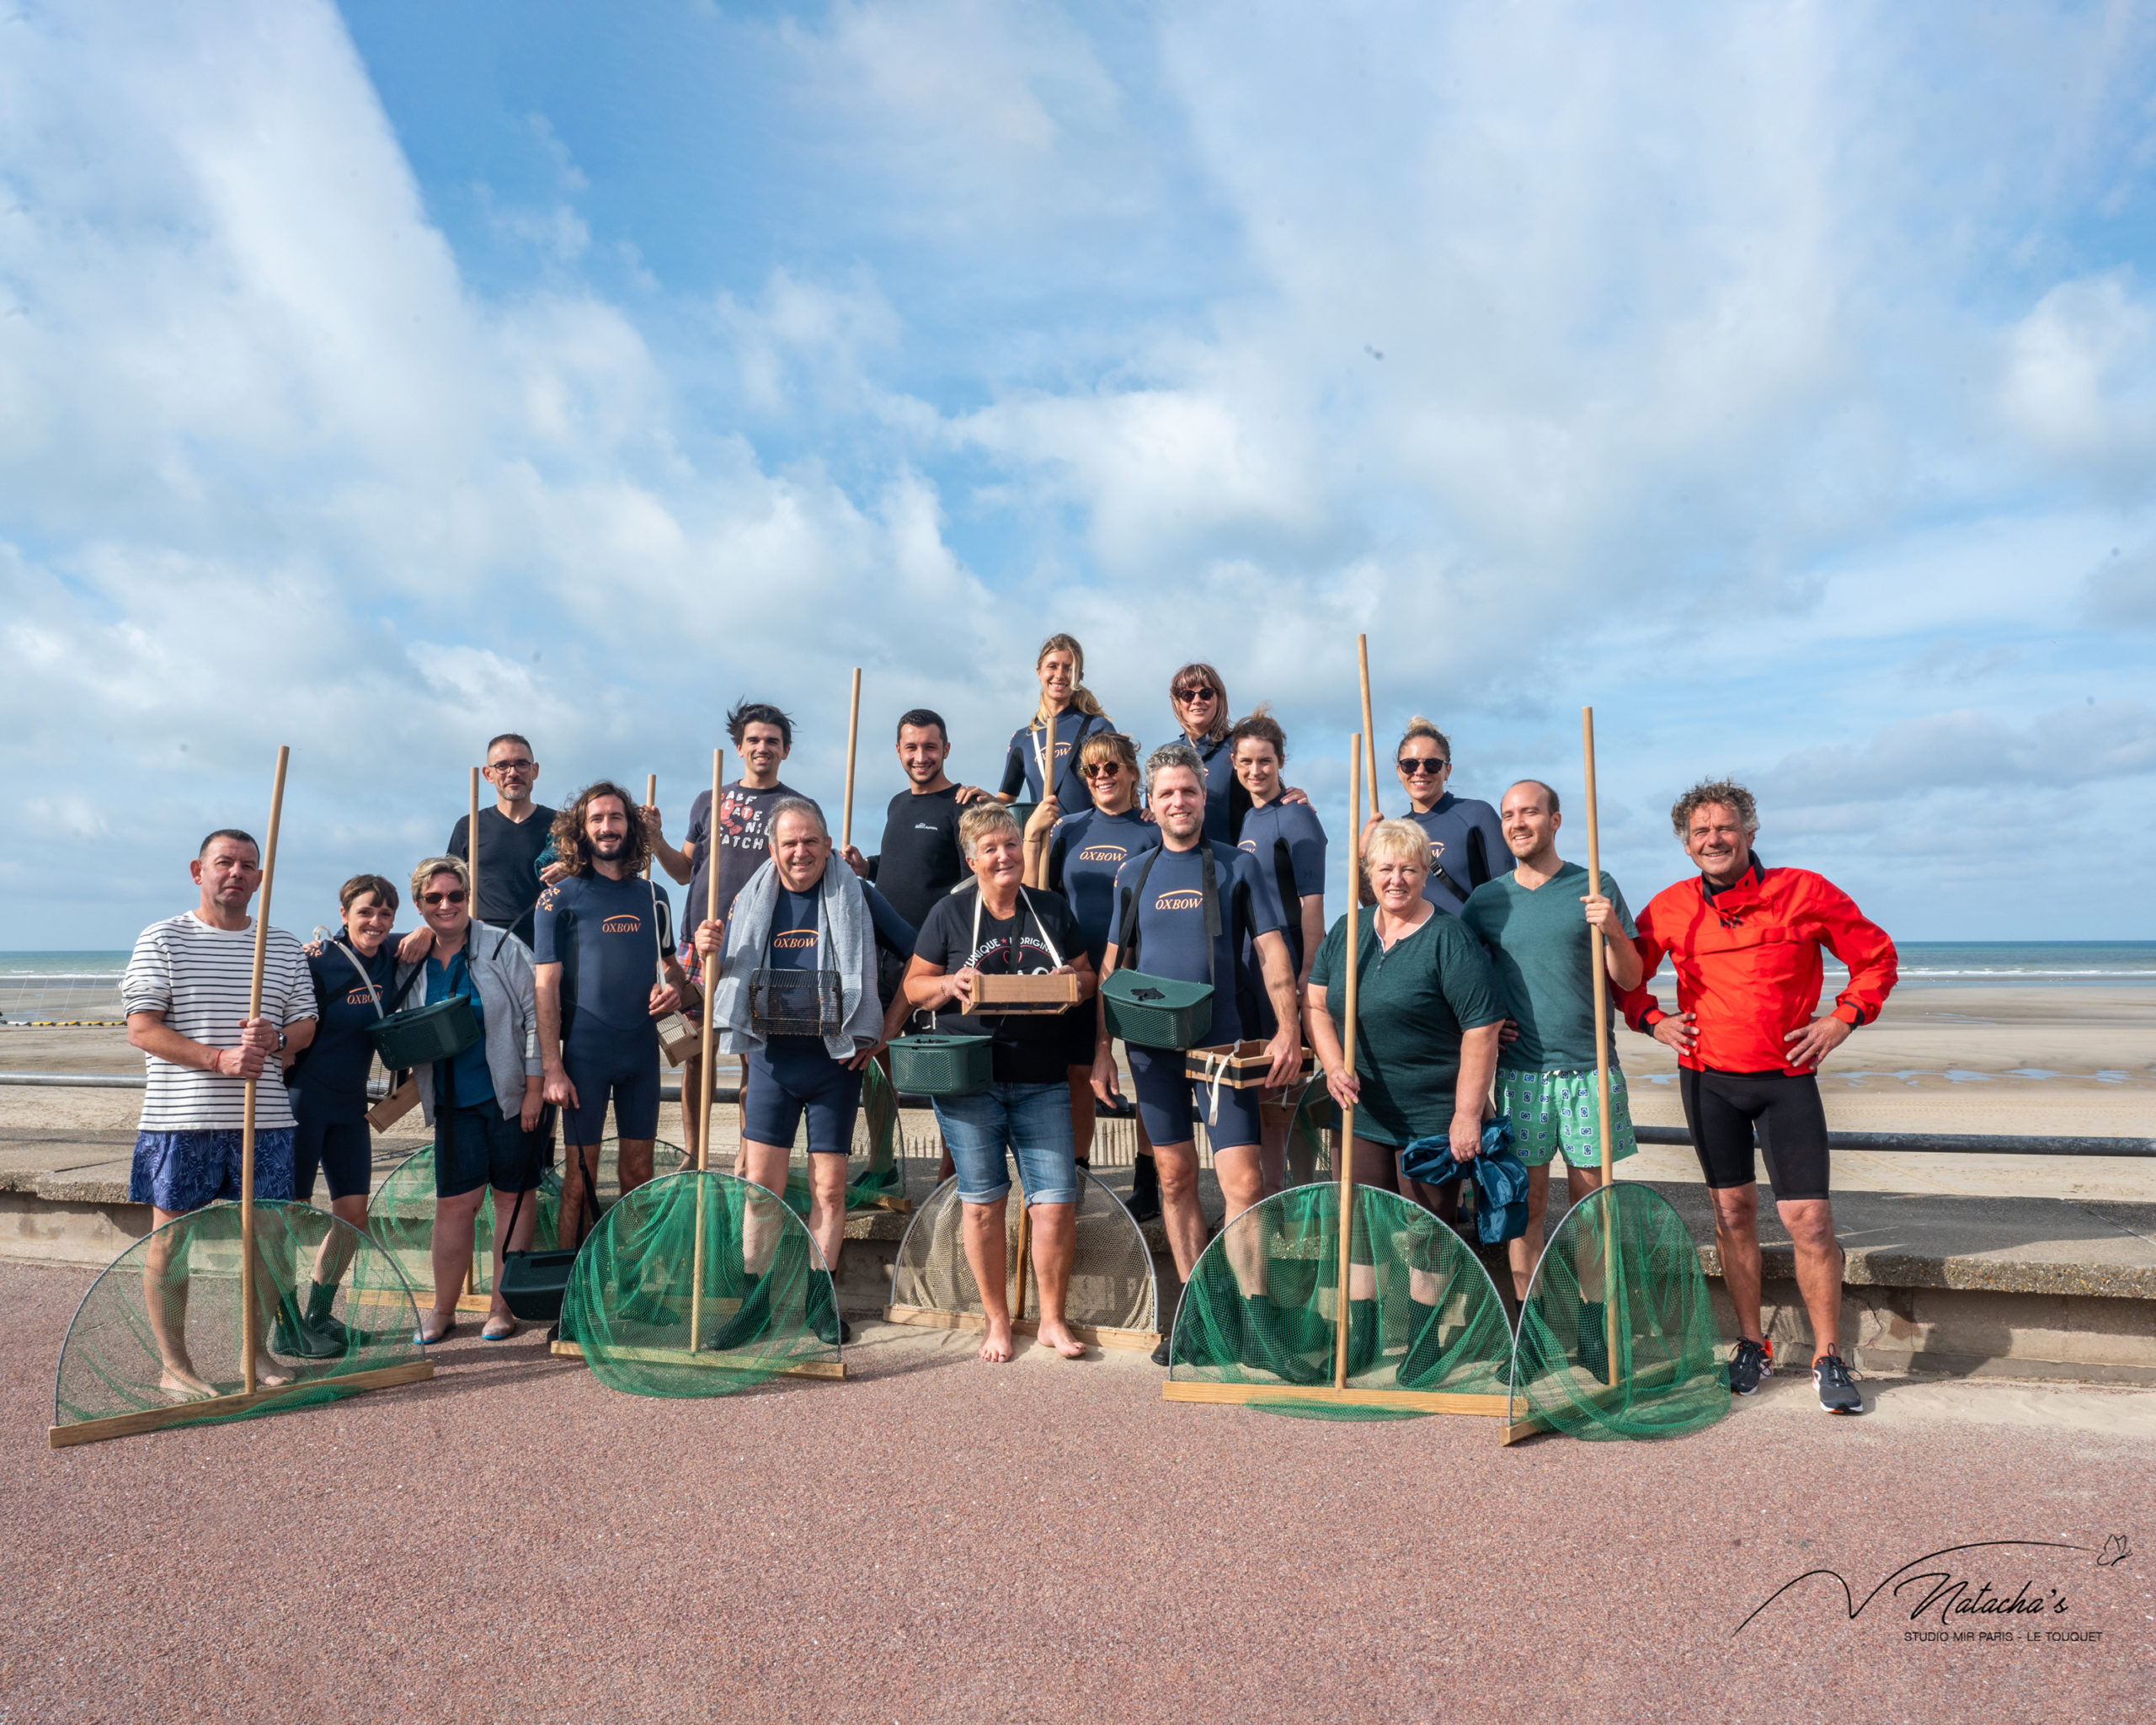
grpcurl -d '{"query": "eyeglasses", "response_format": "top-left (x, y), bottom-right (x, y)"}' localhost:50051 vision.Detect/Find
top-left (488, 761), bottom-right (535, 774)
top-left (1176, 686), bottom-right (1218, 703)
top-left (1080, 762), bottom-right (1125, 779)
top-left (1397, 757), bottom-right (1450, 776)
top-left (420, 890), bottom-right (469, 906)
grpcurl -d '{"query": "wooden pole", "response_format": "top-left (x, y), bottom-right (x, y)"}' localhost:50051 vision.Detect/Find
top-left (1012, 1199), bottom-right (1032, 1322)
top-left (468, 766), bottom-right (481, 922)
top-left (1582, 706), bottom-right (1620, 1385)
top-left (240, 745), bottom-right (290, 1397)
top-left (1332, 733), bottom-right (1364, 1390)
top-left (690, 747), bottom-right (723, 1352)
top-left (1358, 635), bottom-right (1380, 818)
top-left (643, 774), bottom-right (657, 880)
top-left (841, 667), bottom-right (862, 852)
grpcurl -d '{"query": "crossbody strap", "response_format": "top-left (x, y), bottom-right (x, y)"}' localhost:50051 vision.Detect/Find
top-left (970, 880), bottom-right (1065, 972)
top-left (1113, 844), bottom-right (1215, 991)
top-left (1114, 846), bottom-right (1166, 965)
top-left (333, 942), bottom-right (386, 1017)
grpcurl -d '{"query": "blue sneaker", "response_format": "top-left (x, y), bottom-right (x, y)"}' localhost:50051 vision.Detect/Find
top-left (1813, 1350), bottom-right (1865, 1414)
top-left (1729, 1336), bottom-right (1772, 1396)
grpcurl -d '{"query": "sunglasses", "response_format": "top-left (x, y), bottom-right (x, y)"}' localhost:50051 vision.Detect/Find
top-left (421, 890), bottom-right (469, 906)
top-left (1080, 762), bottom-right (1126, 779)
top-left (1397, 757), bottom-right (1450, 776)
top-left (1176, 686), bottom-right (1218, 703)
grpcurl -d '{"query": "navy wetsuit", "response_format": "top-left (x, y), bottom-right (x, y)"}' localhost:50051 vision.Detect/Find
top-left (742, 882), bottom-right (864, 1156)
top-left (1000, 710), bottom-right (1111, 817)
top-left (287, 935), bottom-right (400, 1202)
top-left (1108, 841), bottom-right (1283, 1149)
top-left (534, 872), bottom-right (674, 1145)
top-left (1235, 798), bottom-right (1326, 1034)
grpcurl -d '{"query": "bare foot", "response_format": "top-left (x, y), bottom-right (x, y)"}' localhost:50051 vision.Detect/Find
top-left (1035, 1319), bottom-right (1086, 1359)
top-left (978, 1318), bottom-right (1015, 1364)
top-left (252, 1354), bottom-right (295, 1389)
top-left (157, 1364), bottom-right (216, 1402)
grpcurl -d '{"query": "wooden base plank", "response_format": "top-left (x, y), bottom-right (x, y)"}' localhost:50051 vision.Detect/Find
top-left (548, 1338), bottom-right (844, 1380)
top-left (882, 1304), bottom-right (1160, 1353)
top-left (1498, 1354), bottom-right (1694, 1445)
top-left (1161, 1378), bottom-right (1508, 1416)
top-left (49, 1359), bottom-right (435, 1450)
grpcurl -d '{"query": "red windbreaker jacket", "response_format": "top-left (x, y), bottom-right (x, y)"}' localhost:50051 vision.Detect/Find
top-left (1617, 859), bottom-right (1897, 1076)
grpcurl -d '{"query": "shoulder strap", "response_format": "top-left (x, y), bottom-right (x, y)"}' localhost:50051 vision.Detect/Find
top-left (1017, 887), bottom-right (1065, 969)
top-left (333, 942), bottom-right (386, 1017)
top-left (1115, 846), bottom-right (1166, 964)
top-left (388, 957), bottom-right (427, 1012)
top-left (1199, 843), bottom-right (1219, 993)
top-left (1467, 823), bottom-right (1491, 889)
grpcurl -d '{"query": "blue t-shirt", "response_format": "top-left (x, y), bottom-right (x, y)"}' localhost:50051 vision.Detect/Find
top-left (1236, 798), bottom-right (1326, 975)
top-left (287, 934), bottom-right (401, 1122)
top-left (1410, 794), bottom-right (1511, 916)
top-left (425, 947), bottom-right (494, 1109)
top-left (532, 872), bottom-right (674, 1035)
top-left (1110, 841), bottom-right (1283, 1044)
top-left (1049, 807), bottom-right (1162, 969)
top-left (999, 710), bottom-right (1109, 816)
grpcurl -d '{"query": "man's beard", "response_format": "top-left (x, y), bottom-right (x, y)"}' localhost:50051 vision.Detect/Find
top-left (590, 835), bottom-right (626, 859)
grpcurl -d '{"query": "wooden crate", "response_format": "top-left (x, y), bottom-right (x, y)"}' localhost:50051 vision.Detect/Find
top-left (969, 973), bottom-right (1082, 1015)
top-left (1183, 1041), bottom-right (1315, 1089)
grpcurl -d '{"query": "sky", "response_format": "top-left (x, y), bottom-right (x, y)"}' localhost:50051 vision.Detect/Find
top-left (3, 0), bottom-right (2154, 948)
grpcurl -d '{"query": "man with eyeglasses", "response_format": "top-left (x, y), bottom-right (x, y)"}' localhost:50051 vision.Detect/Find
top-left (446, 733), bottom-right (558, 946)
top-left (1390, 718), bottom-right (1509, 916)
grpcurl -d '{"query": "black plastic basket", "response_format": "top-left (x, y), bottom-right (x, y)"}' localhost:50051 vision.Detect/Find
top-left (368, 994), bottom-right (482, 1069)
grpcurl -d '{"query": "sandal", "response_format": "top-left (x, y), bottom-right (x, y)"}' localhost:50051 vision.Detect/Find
top-left (414, 1318), bottom-right (457, 1346)
top-left (481, 1316), bottom-right (520, 1342)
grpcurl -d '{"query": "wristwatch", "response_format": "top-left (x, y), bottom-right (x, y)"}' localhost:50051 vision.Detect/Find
top-left (275, 1028), bottom-right (288, 1052)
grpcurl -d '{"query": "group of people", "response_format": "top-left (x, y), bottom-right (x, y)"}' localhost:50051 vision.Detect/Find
top-left (120, 634), bottom-right (1898, 1415)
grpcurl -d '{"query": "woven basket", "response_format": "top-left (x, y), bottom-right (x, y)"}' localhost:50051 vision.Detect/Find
top-left (1100, 969), bottom-right (1213, 1051)
top-left (888, 1031), bottom-right (995, 1097)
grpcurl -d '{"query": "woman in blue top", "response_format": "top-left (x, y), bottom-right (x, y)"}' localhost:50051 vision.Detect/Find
top-left (397, 856), bottom-right (545, 1343)
top-left (999, 634), bottom-right (1114, 852)
top-left (1029, 728), bottom-right (1161, 1190)
top-left (279, 873), bottom-right (405, 1355)
top-left (1391, 717), bottom-right (1509, 916)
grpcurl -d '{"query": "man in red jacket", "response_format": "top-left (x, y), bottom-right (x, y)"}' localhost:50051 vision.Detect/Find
top-left (1620, 780), bottom-right (1897, 1414)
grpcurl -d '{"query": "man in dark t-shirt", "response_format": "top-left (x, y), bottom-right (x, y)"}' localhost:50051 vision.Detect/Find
top-left (1096, 743), bottom-right (1305, 1370)
top-left (446, 733), bottom-right (558, 945)
top-left (534, 781), bottom-right (689, 1247)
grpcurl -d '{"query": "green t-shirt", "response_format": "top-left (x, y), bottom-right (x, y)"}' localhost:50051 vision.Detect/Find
top-left (1460, 861), bottom-right (1635, 1072)
top-left (1307, 905), bottom-right (1503, 1148)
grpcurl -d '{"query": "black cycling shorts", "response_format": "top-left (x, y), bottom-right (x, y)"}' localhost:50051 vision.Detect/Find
top-left (1678, 1067), bottom-right (1831, 1202)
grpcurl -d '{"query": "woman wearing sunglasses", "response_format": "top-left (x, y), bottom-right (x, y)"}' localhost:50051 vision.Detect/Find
top-left (1392, 718), bottom-right (1510, 916)
top-left (395, 855), bottom-right (546, 1343)
top-left (1032, 729), bottom-right (1163, 1207)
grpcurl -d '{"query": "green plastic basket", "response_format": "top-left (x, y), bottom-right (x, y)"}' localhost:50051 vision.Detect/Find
top-left (367, 995), bottom-right (482, 1068)
top-left (888, 1030), bottom-right (995, 1097)
top-left (1100, 969), bottom-right (1213, 1051)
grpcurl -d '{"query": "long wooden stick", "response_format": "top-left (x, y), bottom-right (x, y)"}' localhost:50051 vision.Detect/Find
top-left (1583, 706), bottom-right (1619, 1385)
top-left (690, 747), bottom-right (723, 1352)
top-left (240, 745), bottom-right (290, 1397)
top-left (1012, 1198), bottom-right (1032, 1322)
top-left (1358, 635), bottom-right (1380, 818)
top-left (643, 774), bottom-right (657, 881)
top-left (1332, 733), bottom-right (1364, 1390)
top-left (841, 667), bottom-right (862, 852)
top-left (468, 766), bottom-right (481, 922)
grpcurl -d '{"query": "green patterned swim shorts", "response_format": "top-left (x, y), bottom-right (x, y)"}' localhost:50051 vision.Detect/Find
top-left (1493, 1066), bottom-right (1638, 1169)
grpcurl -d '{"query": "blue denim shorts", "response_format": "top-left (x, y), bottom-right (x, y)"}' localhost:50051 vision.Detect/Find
top-left (130, 1129), bottom-right (296, 1212)
top-left (931, 1082), bottom-right (1077, 1206)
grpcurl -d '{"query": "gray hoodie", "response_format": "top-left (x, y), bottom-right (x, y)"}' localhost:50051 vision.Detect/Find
top-left (712, 858), bottom-right (883, 1059)
top-left (392, 925), bottom-right (542, 1124)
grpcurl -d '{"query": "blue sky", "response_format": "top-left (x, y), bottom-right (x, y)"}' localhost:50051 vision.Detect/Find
top-left (3, 0), bottom-right (2154, 947)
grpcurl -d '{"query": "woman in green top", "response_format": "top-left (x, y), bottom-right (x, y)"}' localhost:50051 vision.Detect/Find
top-left (1305, 817), bottom-right (1503, 1214)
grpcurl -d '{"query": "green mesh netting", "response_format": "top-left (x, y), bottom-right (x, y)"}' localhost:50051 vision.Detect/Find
top-left (1169, 1183), bottom-right (1513, 1419)
top-left (1508, 1182), bottom-right (1727, 1440)
top-left (53, 1200), bottom-right (425, 1434)
top-left (1281, 1076), bottom-right (1336, 1188)
top-left (887, 1168), bottom-right (1159, 1338)
top-left (559, 1169), bottom-right (840, 1397)
top-left (366, 1146), bottom-right (565, 1300)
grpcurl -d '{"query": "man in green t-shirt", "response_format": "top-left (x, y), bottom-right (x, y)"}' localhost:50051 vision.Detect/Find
top-left (1460, 780), bottom-right (1644, 1327)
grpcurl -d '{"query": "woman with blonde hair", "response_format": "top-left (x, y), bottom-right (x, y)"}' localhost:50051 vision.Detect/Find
top-left (999, 634), bottom-right (1114, 831)
top-left (1390, 716), bottom-right (1509, 916)
top-left (1305, 817), bottom-right (1504, 1220)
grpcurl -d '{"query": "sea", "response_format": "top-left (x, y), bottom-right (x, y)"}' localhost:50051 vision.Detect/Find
top-left (1, 942), bottom-right (2151, 1025)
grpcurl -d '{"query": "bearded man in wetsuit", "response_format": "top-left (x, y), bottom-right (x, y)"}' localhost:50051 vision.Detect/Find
top-left (1620, 780), bottom-right (1897, 1416)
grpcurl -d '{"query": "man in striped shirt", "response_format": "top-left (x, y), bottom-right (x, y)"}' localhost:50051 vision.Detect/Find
top-left (123, 830), bottom-right (318, 1399)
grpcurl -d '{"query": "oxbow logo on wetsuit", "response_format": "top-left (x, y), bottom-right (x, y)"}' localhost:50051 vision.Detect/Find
top-left (1078, 845), bottom-right (1129, 862)
top-left (1154, 889), bottom-right (1204, 911)
top-left (772, 928), bottom-right (818, 950)
top-left (343, 987), bottom-right (374, 1007)
top-left (600, 915), bottom-right (642, 934)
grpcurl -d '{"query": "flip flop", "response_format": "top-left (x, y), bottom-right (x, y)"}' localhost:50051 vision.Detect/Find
top-left (414, 1320), bottom-right (457, 1347)
top-left (481, 1316), bottom-right (520, 1342)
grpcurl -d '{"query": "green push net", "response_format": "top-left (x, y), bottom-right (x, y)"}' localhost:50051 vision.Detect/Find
top-left (1280, 1076), bottom-right (1336, 1188)
top-left (53, 1200), bottom-right (425, 1434)
top-left (1168, 1183), bottom-right (1513, 1418)
top-left (1508, 1183), bottom-right (1728, 1440)
top-left (366, 1146), bottom-right (565, 1301)
top-left (887, 1168), bottom-right (1159, 1338)
top-left (559, 1169), bottom-right (840, 1397)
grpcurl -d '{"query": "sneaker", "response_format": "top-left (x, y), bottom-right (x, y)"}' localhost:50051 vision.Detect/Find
top-left (1728, 1336), bottom-right (1772, 1396)
top-left (1813, 1351), bottom-right (1864, 1415)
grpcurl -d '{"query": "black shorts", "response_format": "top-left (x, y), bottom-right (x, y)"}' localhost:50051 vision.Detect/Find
top-left (291, 1109), bottom-right (373, 1204)
top-left (1679, 1067), bottom-right (1830, 1202)
top-left (562, 1022), bottom-right (661, 1144)
top-left (435, 1103), bottom-right (550, 1199)
top-left (1129, 1044), bottom-right (1263, 1152)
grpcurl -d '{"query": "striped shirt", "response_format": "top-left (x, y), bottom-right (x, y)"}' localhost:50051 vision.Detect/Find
top-left (122, 914), bottom-right (316, 1131)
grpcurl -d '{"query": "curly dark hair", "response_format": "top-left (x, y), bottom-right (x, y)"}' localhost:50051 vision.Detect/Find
top-left (551, 781), bottom-right (652, 877)
top-left (1669, 778), bottom-right (1758, 839)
